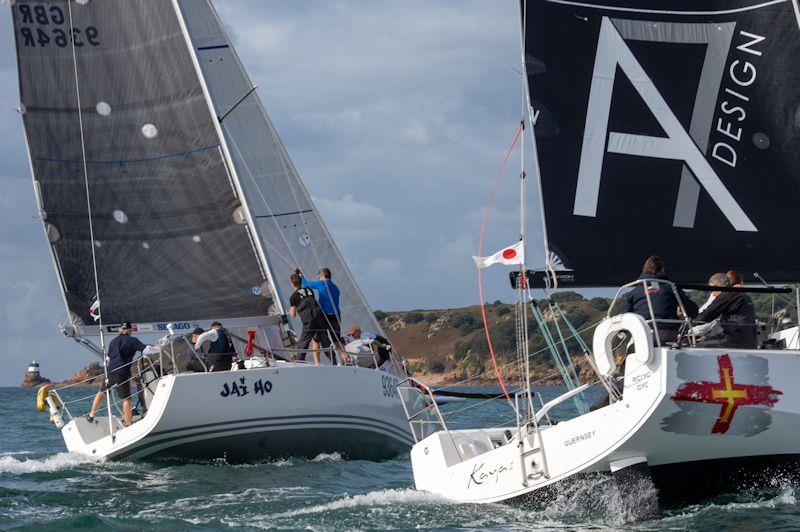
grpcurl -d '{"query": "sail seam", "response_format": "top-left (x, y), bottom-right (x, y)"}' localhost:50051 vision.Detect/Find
top-left (31, 144), bottom-right (220, 166)
top-left (254, 209), bottom-right (314, 219)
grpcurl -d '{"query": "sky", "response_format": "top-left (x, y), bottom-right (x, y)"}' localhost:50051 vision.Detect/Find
top-left (0, 0), bottom-right (551, 385)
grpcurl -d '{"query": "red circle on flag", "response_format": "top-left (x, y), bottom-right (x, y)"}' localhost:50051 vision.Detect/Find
top-left (502, 248), bottom-right (517, 260)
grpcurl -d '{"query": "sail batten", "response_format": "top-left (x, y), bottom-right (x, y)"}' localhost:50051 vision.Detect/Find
top-left (524, 0), bottom-right (800, 287)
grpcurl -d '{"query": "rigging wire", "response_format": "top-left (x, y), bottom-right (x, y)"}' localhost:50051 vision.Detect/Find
top-left (66, 0), bottom-right (112, 433)
top-left (477, 123), bottom-right (524, 407)
top-left (66, 0), bottom-right (105, 350)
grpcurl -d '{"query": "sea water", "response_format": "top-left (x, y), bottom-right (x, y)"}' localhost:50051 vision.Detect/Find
top-left (1, 386), bottom-right (799, 530)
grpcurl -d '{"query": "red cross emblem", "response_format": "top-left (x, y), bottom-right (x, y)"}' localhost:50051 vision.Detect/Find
top-left (672, 354), bottom-right (782, 434)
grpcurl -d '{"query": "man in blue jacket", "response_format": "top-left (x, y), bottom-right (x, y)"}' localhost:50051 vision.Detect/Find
top-left (627, 255), bottom-right (698, 345)
top-left (300, 267), bottom-right (342, 343)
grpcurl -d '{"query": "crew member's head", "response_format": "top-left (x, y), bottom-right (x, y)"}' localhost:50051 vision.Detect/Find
top-left (727, 269), bottom-right (744, 287)
top-left (211, 321), bottom-right (222, 330)
top-left (347, 324), bottom-right (362, 340)
top-left (192, 327), bottom-right (204, 344)
top-left (120, 322), bottom-right (132, 335)
top-left (290, 273), bottom-right (302, 289)
top-left (318, 268), bottom-right (332, 280)
top-left (642, 255), bottom-right (666, 276)
top-left (708, 273), bottom-right (730, 296)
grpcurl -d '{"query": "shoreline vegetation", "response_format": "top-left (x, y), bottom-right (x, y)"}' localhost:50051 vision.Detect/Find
top-left (20, 289), bottom-right (795, 389)
top-left (380, 289), bottom-right (797, 388)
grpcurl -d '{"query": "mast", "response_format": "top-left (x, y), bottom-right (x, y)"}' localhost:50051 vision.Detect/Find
top-left (520, 0), bottom-right (554, 289)
top-left (519, 0), bottom-right (533, 418)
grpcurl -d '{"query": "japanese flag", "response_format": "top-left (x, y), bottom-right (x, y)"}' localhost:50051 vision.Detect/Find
top-left (473, 240), bottom-right (525, 269)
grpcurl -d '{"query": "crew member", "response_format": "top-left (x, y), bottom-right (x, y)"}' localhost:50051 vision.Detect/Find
top-left (87, 322), bottom-right (160, 426)
top-left (691, 273), bottom-right (729, 343)
top-left (696, 270), bottom-right (757, 349)
top-left (626, 255), bottom-right (698, 344)
top-left (300, 267), bottom-right (341, 343)
top-left (194, 321), bottom-right (237, 372)
top-left (289, 273), bottom-right (329, 365)
top-left (187, 327), bottom-right (209, 372)
top-left (345, 324), bottom-right (392, 368)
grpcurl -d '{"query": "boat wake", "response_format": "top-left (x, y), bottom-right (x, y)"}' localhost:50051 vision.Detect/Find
top-left (271, 488), bottom-right (445, 518)
top-left (0, 452), bottom-right (101, 474)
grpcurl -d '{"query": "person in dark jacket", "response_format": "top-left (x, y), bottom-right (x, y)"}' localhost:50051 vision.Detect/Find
top-left (289, 273), bottom-right (329, 365)
top-left (626, 256), bottom-right (698, 344)
top-left (696, 270), bottom-right (757, 348)
top-left (87, 322), bottom-right (160, 426)
top-left (194, 322), bottom-right (238, 371)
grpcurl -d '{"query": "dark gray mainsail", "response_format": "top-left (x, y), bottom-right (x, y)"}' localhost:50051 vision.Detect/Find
top-left (12, 0), bottom-right (275, 329)
top-left (176, 0), bottom-right (384, 336)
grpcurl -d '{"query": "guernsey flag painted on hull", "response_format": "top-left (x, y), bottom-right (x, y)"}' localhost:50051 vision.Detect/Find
top-left (661, 353), bottom-right (782, 437)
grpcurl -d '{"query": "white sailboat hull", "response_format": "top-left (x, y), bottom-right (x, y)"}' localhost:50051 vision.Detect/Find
top-left (62, 364), bottom-right (416, 461)
top-left (409, 346), bottom-right (800, 505)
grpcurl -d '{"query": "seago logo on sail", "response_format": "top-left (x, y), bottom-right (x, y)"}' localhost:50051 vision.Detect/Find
top-left (573, 17), bottom-right (766, 232)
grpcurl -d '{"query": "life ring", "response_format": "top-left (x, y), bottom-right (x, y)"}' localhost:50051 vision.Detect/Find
top-left (592, 313), bottom-right (654, 376)
top-left (36, 385), bottom-right (61, 413)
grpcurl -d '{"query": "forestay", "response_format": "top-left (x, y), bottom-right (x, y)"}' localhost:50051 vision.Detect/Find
top-left (176, 0), bottom-right (384, 336)
top-left (12, 0), bottom-right (274, 329)
top-left (523, 0), bottom-right (800, 287)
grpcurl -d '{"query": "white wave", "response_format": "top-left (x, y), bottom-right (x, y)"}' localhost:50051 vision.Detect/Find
top-left (663, 485), bottom-right (798, 524)
top-left (0, 452), bottom-right (101, 474)
top-left (271, 488), bottom-right (446, 518)
top-left (310, 452), bottom-right (343, 463)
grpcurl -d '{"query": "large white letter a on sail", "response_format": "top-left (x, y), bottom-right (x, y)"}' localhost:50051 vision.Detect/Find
top-left (573, 17), bottom-right (757, 232)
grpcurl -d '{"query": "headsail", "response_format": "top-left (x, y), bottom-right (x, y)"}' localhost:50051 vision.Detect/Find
top-left (176, 0), bottom-right (384, 335)
top-left (523, 0), bottom-right (800, 286)
top-left (12, 0), bottom-right (275, 329)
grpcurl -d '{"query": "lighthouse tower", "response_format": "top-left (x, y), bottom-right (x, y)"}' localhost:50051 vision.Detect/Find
top-left (27, 360), bottom-right (40, 376)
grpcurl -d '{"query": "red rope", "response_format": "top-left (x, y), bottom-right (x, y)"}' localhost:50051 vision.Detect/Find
top-left (244, 330), bottom-right (256, 357)
top-left (477, 123), bottom-right (523, 405)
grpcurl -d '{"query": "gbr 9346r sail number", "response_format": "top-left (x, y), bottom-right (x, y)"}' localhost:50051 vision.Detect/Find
top-left (16, 4), bottom-right (99, 48)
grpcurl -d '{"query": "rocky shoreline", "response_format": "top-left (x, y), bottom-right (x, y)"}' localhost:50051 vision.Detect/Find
top-left (20, 362), bottom-right (104, 389)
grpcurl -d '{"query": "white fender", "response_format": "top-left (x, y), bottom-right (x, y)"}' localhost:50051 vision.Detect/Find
top-left (592, 313), bottom-right (654, 376)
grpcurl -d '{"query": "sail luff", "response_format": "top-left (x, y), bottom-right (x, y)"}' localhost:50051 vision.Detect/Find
top-left (520, 0), bottom-right (554, 285)
top-left (170, 0), bottom-right (284, 317)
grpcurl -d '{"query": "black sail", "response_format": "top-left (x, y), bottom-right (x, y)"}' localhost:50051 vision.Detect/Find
top-left (523, 0), bottom-right (800, 286)
top-left (12, 0), bottom-right (274, 328)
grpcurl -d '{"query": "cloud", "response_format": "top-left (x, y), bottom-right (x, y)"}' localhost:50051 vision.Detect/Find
top-left (365, 257), bottom-right (402, 281)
